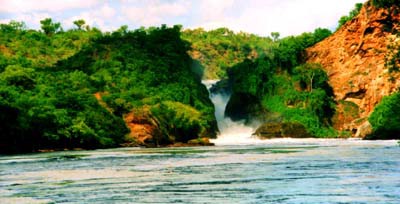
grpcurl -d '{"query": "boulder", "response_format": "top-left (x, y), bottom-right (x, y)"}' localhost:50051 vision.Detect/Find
top-left (187, 137), bottom-right (215, 146)
top-left (254, 122), bottom-right (311, 139)
top-left (209, 79), bottom-right (230, 95)
top-left (355, 120), bottom-right (373, 138)
top-left (123, 107), bottom-right (163, 147)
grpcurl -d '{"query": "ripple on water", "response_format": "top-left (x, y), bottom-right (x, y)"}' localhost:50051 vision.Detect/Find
top-left (0, 139), bottom-right (399, 203)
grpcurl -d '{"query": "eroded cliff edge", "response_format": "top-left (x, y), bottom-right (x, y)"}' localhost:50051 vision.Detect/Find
top-left (306, 1), bottom-right (400, 136)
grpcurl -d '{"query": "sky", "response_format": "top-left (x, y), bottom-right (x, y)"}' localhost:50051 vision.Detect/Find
top-left (0, 0), bottom-right (365, 37)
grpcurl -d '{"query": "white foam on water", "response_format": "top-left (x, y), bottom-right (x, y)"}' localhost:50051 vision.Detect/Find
top-left (202, 80), bottom-right (400, 146)
top-left (203, 80), bottom-right (262, 145)
top-left (0, 197), bottom-right (53, 204)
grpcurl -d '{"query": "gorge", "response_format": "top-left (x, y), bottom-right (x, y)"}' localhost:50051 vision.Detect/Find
top-left (0, 0), bottom-right (399, 153)
top-left (1, 0), bottom-right (400, 203)
top-left (204, 80), bottom-right (259, 145)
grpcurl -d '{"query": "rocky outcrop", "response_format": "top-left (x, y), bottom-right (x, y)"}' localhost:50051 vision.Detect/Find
top-left (94, 93), bottom-right (161, 147)
top-left (123, 107), bottom-right (216, 147)
top-left (188, 137), bottom-right (214, 146)
top-left (209, 79), bottom-right (231, 95)
top-left (123, 107), bottom-right (163, 147)
top-left (306, 1), bottom-right (400, 135)
top-left (355, 121), bottom-right (373, 138)
top-left (253, 122), bottom-right (311, 139)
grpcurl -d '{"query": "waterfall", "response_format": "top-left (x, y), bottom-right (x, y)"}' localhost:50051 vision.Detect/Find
top-left (203, 80), bottom-right (262, 145)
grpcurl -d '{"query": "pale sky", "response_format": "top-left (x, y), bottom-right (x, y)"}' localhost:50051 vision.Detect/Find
top-left (0, 0), bottom-right (365, 37)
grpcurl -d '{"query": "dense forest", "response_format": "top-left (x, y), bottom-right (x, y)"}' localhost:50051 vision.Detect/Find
top-left (221, 28), bottom-right (337, 137)
top-left (0, 0), bottom-right (399, 153)
top-left (205, 0), bottom-right (400, 139)
top-left (0, 20), bottom-right (217, 153)
top-left (182, 28), bottom-right (274, 79)
top-left (181, 26), bottom-right (338, 137)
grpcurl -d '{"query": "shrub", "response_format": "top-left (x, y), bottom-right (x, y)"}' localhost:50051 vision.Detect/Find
top-left (368, 92), bottom-right (400, 139)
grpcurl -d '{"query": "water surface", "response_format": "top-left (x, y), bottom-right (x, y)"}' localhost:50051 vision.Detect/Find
top-left (0, 139), bottom-right (399, 203)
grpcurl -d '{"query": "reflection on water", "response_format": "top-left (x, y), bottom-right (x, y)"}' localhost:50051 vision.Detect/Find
top-left (0, 139), bottom-right (399, 203)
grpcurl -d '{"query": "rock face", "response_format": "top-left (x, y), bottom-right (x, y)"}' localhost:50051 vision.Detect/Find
top-left (123, 107), bottom-right (162, 147)
top-left (355, 121), bottom-right (373, 138)
top-left (306, 1), bottom-right (400, 134)
top-left (94, 93), bottom-right (162, 147)
top-left (253, 122), bottom-right (311, 139)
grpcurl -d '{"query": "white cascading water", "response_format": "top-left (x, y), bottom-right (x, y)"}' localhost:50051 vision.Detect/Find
top-left (203, 80), bottom-right (262, 145)
top-left (203, 81), bottom-right (369, 145)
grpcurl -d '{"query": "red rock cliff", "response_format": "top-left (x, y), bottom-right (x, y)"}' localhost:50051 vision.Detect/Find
top-left (306, 1), bottom-right (400, 134)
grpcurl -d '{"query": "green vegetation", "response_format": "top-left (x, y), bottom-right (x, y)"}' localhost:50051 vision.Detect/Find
top-left (182, 27), bottom-right (332, 80)
top-left (40, 18), bottom-right (62, 36)
top-left (386, 39), bottom-right (400, 73)
top-left (0, 20), bottom-right (217, 153)
top-left (4, 0), bottom-right (396, 153)
top-left (371, 0), bottom-right (400, 8)
top-left (182, 28), bottom-right (274, 79)
top-left (1, 19), bottom-right (334, 153)
top-left (337, 3), bottom-right (363, 30)
top-left (336, 100), bottom-right (360, 121)
top-left (368, 92), bottom-right (400, 139)
top-left (274, 28), bottom-right (332, 71)
top-left (225, 28), bottom-right (336, 137)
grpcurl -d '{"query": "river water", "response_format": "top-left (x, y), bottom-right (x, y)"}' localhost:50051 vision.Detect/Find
top-left (1, 82), bottom-right (399, 203)
top-left (0, 139), bottom-right (399, 203)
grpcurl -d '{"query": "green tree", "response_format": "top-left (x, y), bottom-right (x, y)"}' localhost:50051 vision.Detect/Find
top-left (372, 0), bottom-right (400, 8)
top-left (274, 28), bottom-right (331, 71)
top-left (40, 18), bottom-right (61, 35)
top-left (294, 63), bottom-right (330, 92)
top-left (271, 32), bottom-right (280, 41)
top-left (368, 92), bottom-right (400, 139)
top-left (337, 3), bottom-right (363, 30)
top-left (0, 65), bottom-right (35, 90)
top-left (73, 19), bottom-right (86, 30)
top-left (181, 27), bottom-right (274, 79)
top-left (116, 25), bottom-right (128, 34)
top-left (313, 28), bottom-right (332, 42)
top-left (0, 20), bottom-right (26, 32)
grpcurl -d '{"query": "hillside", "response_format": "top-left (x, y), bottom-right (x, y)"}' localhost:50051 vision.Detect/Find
top-left (182, 28), bottom-right (274, 79)
top-left (306, 0), bottom-right (400, 136)
top-left (0, 23), bottom-right (217, 153)
top-left (217, 28), bottom-right (335, 138)
top-left (1, 1), bottom-right (399, 153)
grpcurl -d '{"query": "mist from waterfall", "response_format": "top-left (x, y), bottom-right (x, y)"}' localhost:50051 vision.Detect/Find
top-left (203, 80), bottom-right (262, 145)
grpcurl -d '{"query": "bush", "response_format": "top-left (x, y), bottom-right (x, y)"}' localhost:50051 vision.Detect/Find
top-left (337, 3), bottom-right (363, 30)
top-left (371, 0), bottom-right (400, 8)
top-left (368, 92), bottom-right (400, 139)
top-left (151, 101), bottom-right (205, 143)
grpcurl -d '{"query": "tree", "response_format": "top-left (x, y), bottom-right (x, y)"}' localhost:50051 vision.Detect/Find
top-left (313, 28), bottom-right (332, 42)
top-left (0, 20), bottom-right (26, 32)
top-left (371, 0), bottom-right (399, 8)
top-left (337, 3), bottom-right (363, 30)
top-left (40, 18), bottom-right (61, 35)
top-left (271, 32), bottom-right (280, 41)
top-left (294, 63), bottom-right (329, 92)
top-left (0, 65), bottom-right (35, 90)
top-left (115, 25), bottom-right (128, 36)
top-left (368, 92), bottom-right (400, 139)
top-left (73, 19), bottom-right (86, 30)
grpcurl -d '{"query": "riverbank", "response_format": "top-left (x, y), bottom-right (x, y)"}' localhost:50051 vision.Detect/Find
top-left (3, 137), bottom-right (398, 155)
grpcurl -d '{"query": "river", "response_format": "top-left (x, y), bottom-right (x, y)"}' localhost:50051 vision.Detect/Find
top-left (0, 139), bottom-right (399, 203)
top-left (1, 82), bottom-right (399, 203)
